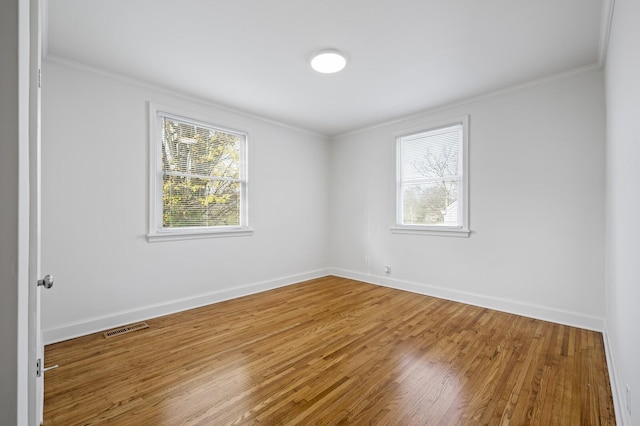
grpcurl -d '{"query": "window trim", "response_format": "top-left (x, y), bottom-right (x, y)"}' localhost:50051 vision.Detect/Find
top-left (147, 102), bottom-right (252, 242)
top-left (391, 115), bottom-right (470, 237)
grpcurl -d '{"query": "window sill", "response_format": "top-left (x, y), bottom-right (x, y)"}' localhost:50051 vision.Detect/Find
top-left (147, 227), bottom-right (254, 242)
top-left (390, 226), bottom-right (470, 238)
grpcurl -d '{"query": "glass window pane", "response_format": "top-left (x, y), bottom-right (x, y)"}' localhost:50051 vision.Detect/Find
top-left (402, 180), bottom-right (459, 226)
top-left (162, 118), bottom-right (241, 179)
top-left (163, 175), bottom-right (240, 227)
top-left (401, 125), bottom-right (460, 181)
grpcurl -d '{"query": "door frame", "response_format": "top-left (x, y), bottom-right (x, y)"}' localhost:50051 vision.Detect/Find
top-left (13, 0), bottom-right (34, 423)
top-left (28, 0), bottom-right (43, 421)
top-left (20, 0), bottom-right (43, 423)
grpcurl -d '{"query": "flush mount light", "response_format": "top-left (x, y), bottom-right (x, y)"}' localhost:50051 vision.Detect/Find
top-left (310, 49), bottom-right (347, 74)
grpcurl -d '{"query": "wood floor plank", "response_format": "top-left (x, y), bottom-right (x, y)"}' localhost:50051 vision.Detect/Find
top-left (44, 276), bottom-right (615, 425)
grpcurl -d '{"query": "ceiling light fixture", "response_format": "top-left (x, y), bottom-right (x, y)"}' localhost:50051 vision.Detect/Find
top-left (310, 49), bottom-right (347, 74)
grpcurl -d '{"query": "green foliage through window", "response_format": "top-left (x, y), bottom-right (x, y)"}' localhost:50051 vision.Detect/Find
top-left (160, 115), bottom-right (245, 228)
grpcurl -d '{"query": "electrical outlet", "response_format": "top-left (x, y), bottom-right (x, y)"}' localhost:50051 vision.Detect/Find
top-left (627, 385), bottom-right (631, 416)
top-left (384, 266), bottom-right (391, 274)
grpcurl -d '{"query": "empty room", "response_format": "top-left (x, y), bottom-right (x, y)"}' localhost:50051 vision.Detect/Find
top-left (2, 0), bottom-right (639, 424)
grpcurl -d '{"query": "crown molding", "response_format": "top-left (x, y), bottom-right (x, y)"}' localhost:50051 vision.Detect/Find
top-left (42, 54), bottom-right (328, 139)
top-left (598, 0), bottom-right (615, 67)
top-left (41, 0), bottom-right (612, 140)
top-left (332, 63), bottom-right (602, 140)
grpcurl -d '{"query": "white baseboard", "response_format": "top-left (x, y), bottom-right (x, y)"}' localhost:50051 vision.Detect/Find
top-left (45, 267), bottom-right (618, 422)
top-left (328, 267), bottom-right (605, 332)
top-left (43, 268), bottom-right (330, 345)
top-left (44, 266), bottom-right (605, 342)
top-left (603, 325), bottom-right (629, 425)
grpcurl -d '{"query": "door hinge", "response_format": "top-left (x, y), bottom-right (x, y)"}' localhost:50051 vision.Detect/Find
top-left (38, 69), bottom-right (42, 88)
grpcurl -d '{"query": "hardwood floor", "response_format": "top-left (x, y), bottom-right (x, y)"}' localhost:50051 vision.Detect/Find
top-left (44, 276), bottom-right (615, 425)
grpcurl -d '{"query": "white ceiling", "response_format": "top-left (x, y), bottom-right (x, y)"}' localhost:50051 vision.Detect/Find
top-left (45, 0), bottom-right (608, 136)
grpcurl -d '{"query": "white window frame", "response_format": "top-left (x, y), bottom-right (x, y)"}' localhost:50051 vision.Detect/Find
top-left (147, 103), bottom-right (252, 242)
top-left (391, 115), bottom-right (470, 237)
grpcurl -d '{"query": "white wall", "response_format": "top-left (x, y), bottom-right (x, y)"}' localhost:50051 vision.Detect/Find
top-left (41, 60), bottom-right (330, 342)
top-left (329, 69), bottom-right (606, 330)
top-left (604, 0), bottom-right (640, 423)
top-left (41, 60), bottom-right (608, 344)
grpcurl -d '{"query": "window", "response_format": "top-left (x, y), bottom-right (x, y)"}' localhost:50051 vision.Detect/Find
top-left (148, 104), bottom-right (251, 241)
top-left (392, 116), bottom-right (469, 237)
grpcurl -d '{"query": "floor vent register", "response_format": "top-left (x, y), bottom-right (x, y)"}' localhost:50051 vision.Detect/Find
top-left (103, 322), bottom-right (149, 338)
